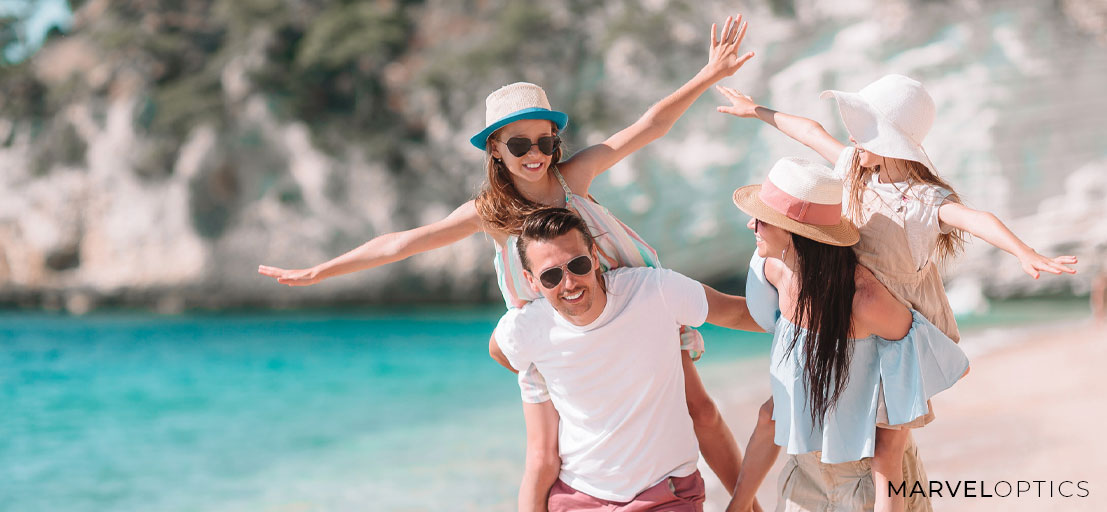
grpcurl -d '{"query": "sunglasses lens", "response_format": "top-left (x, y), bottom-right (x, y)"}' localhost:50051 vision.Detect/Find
top-left (506, 138), bottom-right (531, 157)
top-left (539, 268), bottom-right (564, 289)
top-left (566, 255), bottom-right (592, 276)
top-left (503, 136), bottom-right (559, 157)
top-left (537, 136), bottom-right (560, 156)
top-left (537, 255), bottom-right (591, 289)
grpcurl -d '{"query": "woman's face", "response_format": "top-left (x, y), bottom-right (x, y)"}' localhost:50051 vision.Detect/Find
top-left (490, 119), bottom-right (558, 186)
top-left (849, 136), bottom-right (883, 168)
top-left (747, 217), bottom-right (791, 258)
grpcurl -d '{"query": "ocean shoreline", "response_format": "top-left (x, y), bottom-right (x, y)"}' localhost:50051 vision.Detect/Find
top-left (4, 305), bottom-right (1097, 511)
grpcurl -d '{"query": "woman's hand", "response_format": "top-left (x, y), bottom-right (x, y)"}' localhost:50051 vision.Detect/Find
top-left (715, 85), bottom-right (759, 118)
top-left (703, 14), bottom-right (755, 81)
top-left (1016, 250), bottom-right (1078, 279)
top-left (258, 265), bottom-right (323, 286)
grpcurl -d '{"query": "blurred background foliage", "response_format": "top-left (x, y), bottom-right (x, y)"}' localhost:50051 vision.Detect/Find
top-left (0, 0), bottom-right (713, 173)
top-left (0, 0), bottom-right (727, 307)
top-left (1, 0), bottom-right (1105, 310)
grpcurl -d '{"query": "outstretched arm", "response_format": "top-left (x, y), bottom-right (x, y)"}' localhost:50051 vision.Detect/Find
top-left (519, 400), bottom-right (560, 512)
top-left (716, 86), bottom-right (845, 164)
top-left (938, 202), bottom-right (1077, 279)
top-left (703, 284), bottom-right (764, 332)
top-left (258, 201), bottom-right (483, 286)
top-left (561, 14), bottom-right (755, 190)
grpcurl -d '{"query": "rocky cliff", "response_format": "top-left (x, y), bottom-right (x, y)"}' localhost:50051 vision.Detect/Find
top-left (1, 0), bottom-right (1104, 311)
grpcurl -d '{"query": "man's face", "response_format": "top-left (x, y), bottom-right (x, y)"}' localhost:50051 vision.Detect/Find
top-left (522, 231), bottom-right (604, 326)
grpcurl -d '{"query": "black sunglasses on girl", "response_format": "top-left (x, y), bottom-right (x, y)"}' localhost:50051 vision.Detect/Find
top-left (499, 135), bottom-right (561, 158)
top-left (536, 255), bottom-right (593, 289)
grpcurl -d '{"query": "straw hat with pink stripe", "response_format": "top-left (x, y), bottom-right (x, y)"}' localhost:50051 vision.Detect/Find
top-left (732, 157), bottom-right (859, 247)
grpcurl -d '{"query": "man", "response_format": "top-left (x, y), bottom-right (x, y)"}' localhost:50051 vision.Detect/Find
top-left (491, 207), bottom-right (762, 511)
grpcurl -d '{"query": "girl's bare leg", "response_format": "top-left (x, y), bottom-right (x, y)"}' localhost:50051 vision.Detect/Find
top-left (873, 426), bottom-right (910, 512)
top-left (726, 397), bottom-right (778, 512)
top-left (682, 351), bottom-right (762, 510)
top-left (489, 336), bottom-right (517, 373)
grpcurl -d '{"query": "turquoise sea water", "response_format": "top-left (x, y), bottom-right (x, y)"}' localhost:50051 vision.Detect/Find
top-left (1, 308), bottom-right (770, 512)
top-left (1, 299), bottom-right (1089, 512)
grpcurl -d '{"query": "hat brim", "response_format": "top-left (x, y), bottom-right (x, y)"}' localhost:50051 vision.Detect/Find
top-left (469, 107), bottom-right (569, 150)
top-left (820, 90), bottom-right (937, 174)
top-left (732, 184), bottom-right (859, 247)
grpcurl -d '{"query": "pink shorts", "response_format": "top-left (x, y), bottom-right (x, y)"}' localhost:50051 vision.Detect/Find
top-left (547, 471), bottom-right (706, 512)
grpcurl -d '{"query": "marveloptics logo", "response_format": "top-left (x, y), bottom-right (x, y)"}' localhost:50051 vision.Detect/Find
top-left (890, 480), bottom-right (1090, 498)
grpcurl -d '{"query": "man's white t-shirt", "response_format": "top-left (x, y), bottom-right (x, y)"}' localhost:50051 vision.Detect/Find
top-left (494, 267), bottom-right (709, 502)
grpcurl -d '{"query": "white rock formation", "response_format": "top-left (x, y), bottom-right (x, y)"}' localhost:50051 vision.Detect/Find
top-left (1, 0), bottom-right (1104, 308)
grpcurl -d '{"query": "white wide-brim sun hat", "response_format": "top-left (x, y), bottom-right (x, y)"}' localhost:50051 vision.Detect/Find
top-left (733, 157), bottom-right (859, 247)
top-left (470, 82), bottom-right (569, 150)
top-left (820, 74), bottom-right (938, 173)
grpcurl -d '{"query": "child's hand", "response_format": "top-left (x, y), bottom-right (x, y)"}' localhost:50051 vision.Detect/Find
top-left (703, 15), bottom-right (755, 81)
top-left (258, 265), bottom-right (323, 286)
top-left (716, 85), bottom-right (759, 118)
top-left (1017, 251), bottom-right (1078, 279)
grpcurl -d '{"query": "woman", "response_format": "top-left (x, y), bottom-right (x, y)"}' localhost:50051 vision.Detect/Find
top-left (259, 15), bottom-right (758, 498)
top-left (728, 157), bottom-right (969, 511)
top-left (718, 75), bottom-right (1076, 512)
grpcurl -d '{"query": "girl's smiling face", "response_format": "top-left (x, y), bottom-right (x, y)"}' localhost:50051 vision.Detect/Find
top-left (490, 119), bottom-right (559, 185)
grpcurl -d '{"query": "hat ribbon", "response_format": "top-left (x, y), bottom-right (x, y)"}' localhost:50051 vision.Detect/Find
top-left (758, 180), bottom-right (842, 226)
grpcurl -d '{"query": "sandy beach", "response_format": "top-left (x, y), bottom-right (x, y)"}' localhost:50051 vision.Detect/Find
top-left (699, 318), bottom-right (1107, 511)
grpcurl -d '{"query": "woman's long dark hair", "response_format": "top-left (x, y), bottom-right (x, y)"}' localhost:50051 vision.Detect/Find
top-left (784, 233), bottom-right (859, 426)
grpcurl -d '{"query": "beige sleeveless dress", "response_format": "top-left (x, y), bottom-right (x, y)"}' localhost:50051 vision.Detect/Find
top-left (835, 148), bottom-right (962, 429)
top-left (836, 148), bottom-right (960, 342)
top-left (851, 187), bottom-right (960, 342)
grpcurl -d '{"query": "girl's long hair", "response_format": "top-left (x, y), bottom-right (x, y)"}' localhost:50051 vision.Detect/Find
top-left (785, 233), bottom-right (859, 426)
top-left (473, 125), bottom-right (564, 236)
top-left (844, 150), bottom-right (967, 261)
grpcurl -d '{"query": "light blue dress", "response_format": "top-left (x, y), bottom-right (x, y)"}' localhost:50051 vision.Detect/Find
top-left (745, 253), bottom-right (969, 464)
top-left (745, 253), bottom-right (780, 334)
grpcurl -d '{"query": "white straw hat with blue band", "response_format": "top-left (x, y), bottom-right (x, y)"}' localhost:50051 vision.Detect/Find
top-left (470, 82), bottom-right (569, 150)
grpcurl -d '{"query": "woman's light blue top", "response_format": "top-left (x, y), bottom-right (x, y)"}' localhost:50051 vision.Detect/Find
top-left (745, 253), bottom-right (780, 333)
top-left (745, 253), bottom-right (969, 464)
top-left (770, 311), bottom-right (968, 463)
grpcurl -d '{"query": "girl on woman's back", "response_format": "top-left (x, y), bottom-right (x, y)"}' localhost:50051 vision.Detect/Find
top-left (719, 75), bottom-right (1075, 512)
